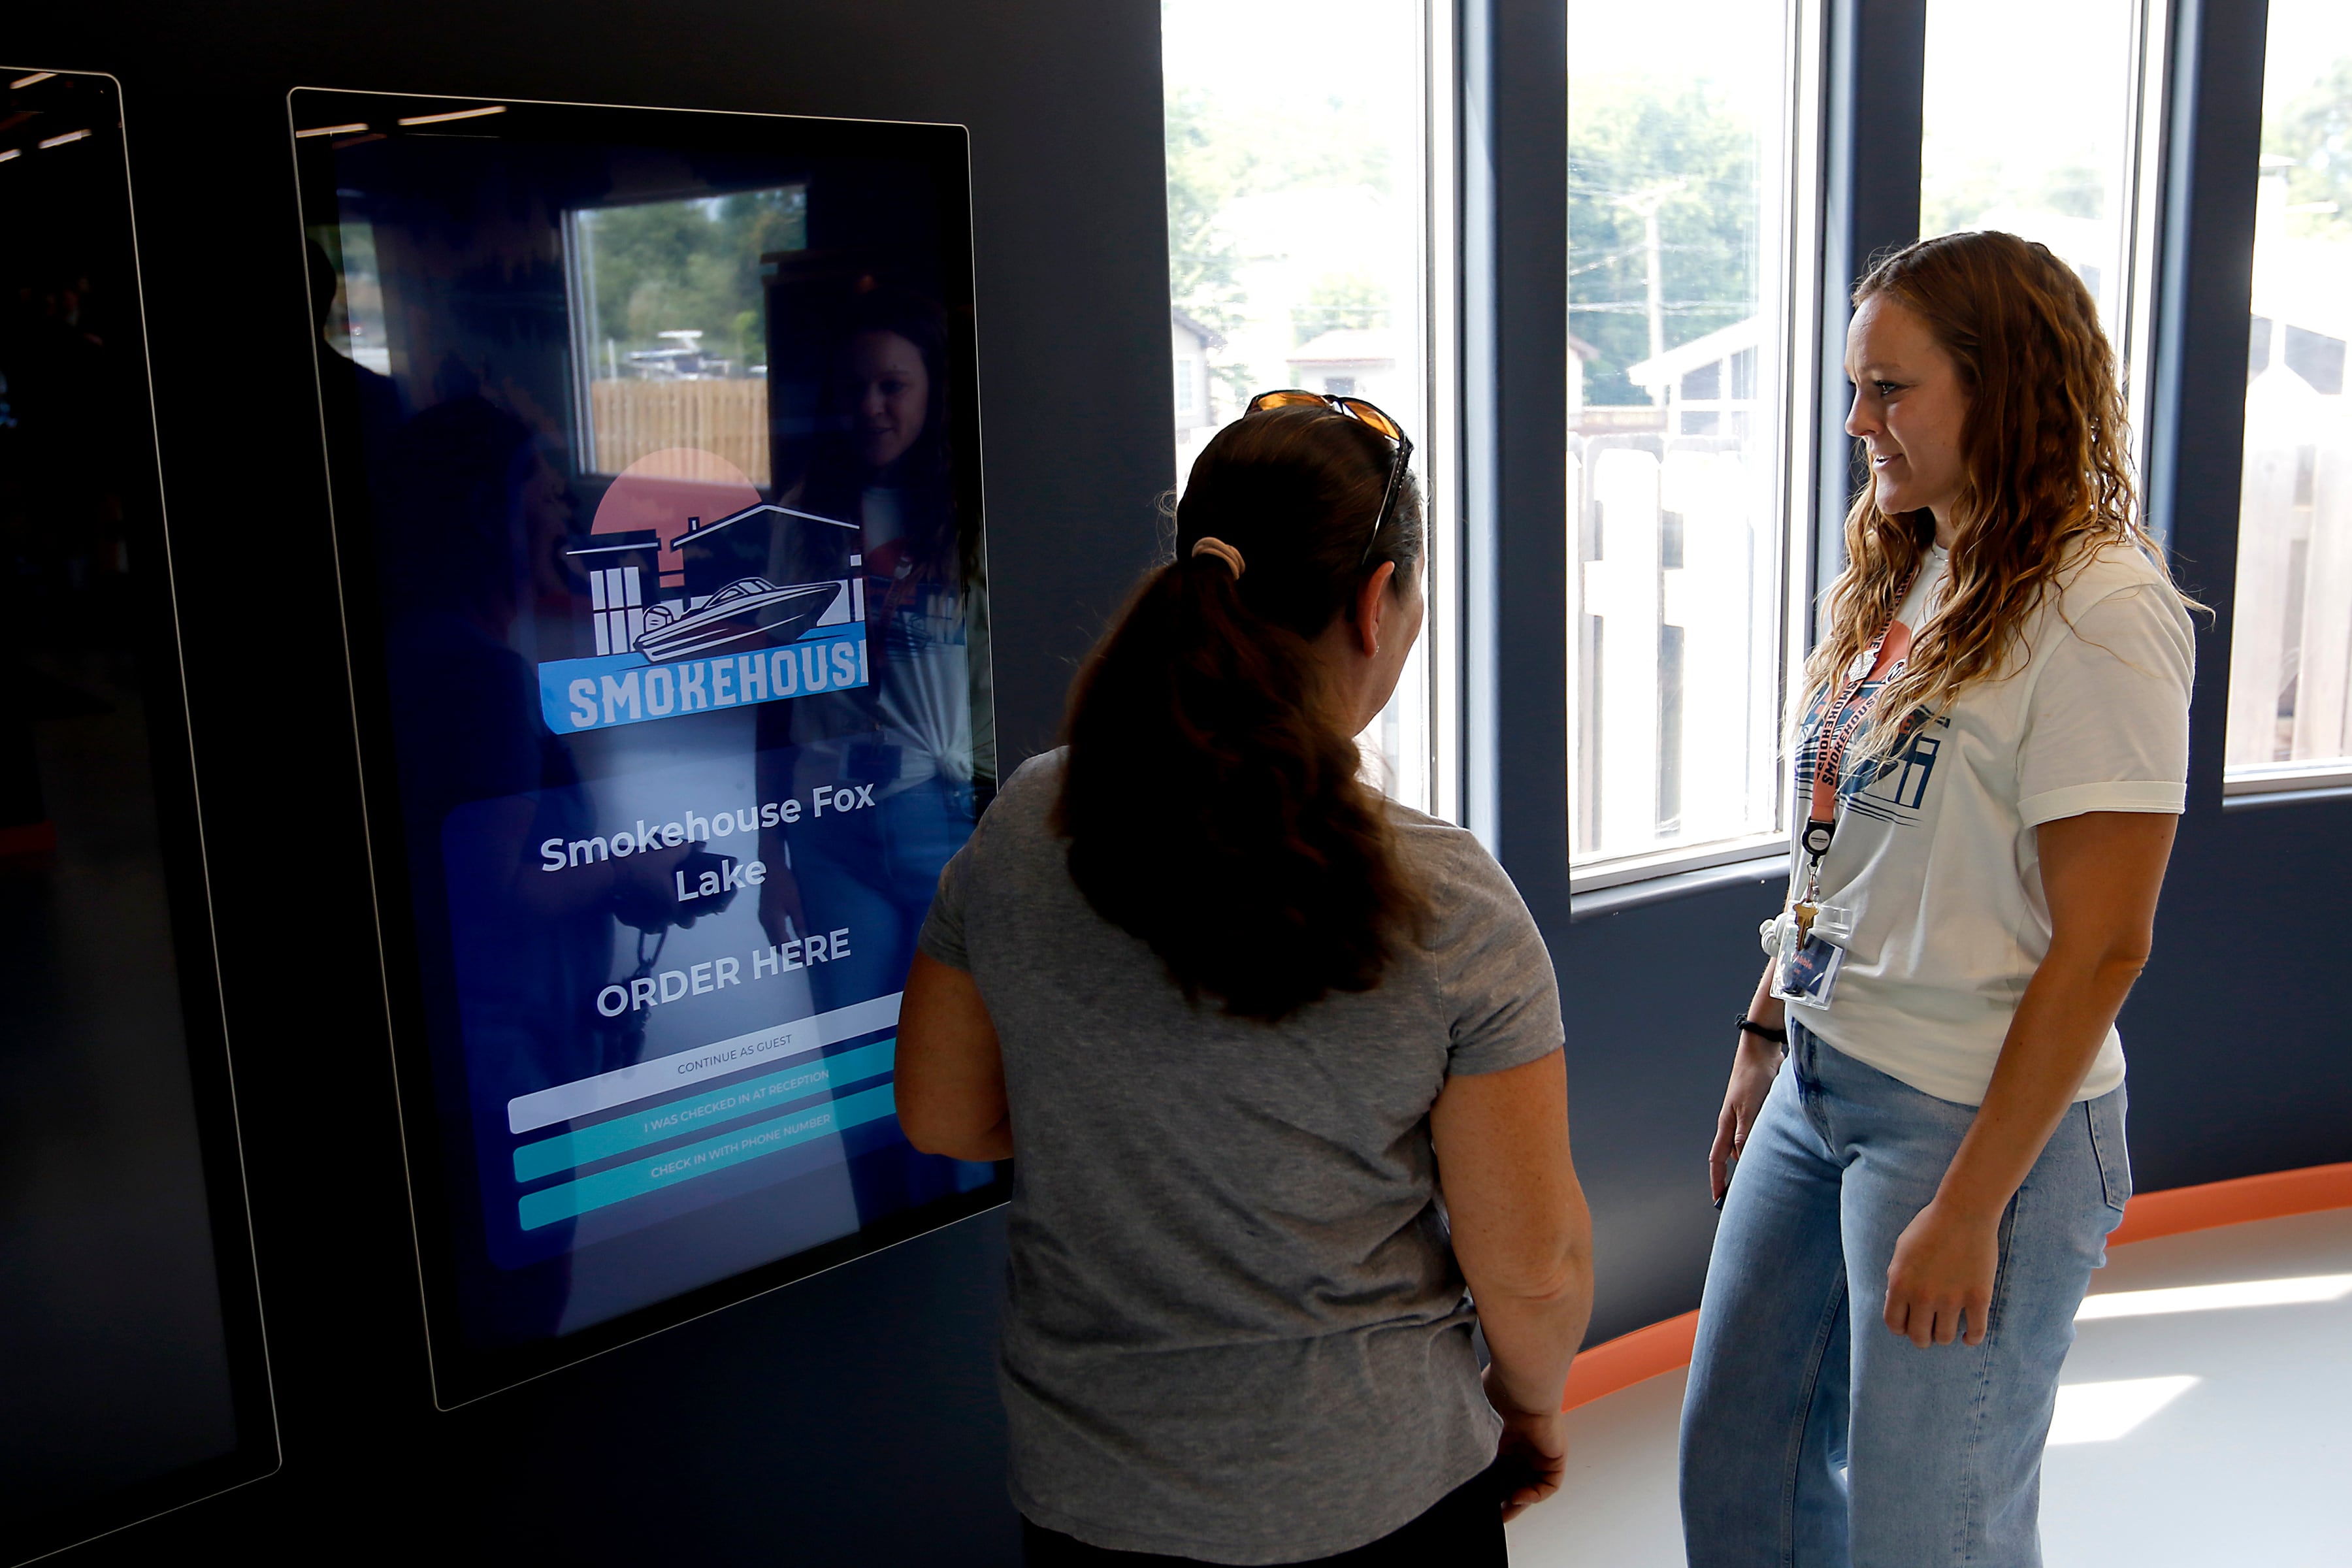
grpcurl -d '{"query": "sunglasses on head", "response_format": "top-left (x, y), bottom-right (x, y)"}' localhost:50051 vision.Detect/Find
top-left (1245, 389), bottom-right (1414, 566)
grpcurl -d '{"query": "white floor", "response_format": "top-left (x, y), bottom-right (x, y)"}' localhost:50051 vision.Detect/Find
top-left (1506, 1207), bottom-right (2352, 1567)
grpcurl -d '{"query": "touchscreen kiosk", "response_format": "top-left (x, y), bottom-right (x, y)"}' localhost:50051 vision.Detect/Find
top-left (5, 67), bottom-right (276, 1559)
top-left (291, 90), bottom-right (1001, 1403)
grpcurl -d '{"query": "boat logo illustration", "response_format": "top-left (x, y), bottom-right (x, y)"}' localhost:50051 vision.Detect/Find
top-left (538, 501), bottom-right (869, 736)
top-left (633, 575), bottom-right (843, 660)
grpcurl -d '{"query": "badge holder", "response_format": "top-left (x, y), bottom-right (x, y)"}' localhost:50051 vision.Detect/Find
top-left (1771, 565), bottom-right (1914, 1014)
top-left (1765, 821), bottom-right (1853, 1007)
top-left (1761, 906), bottom-right (1850, 1007)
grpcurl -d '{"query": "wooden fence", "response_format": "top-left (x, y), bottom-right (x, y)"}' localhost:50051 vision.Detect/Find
top-left (2228, 369), bottom-right (2352, 768)
top-left (589, 379), bottom-right (769, 480)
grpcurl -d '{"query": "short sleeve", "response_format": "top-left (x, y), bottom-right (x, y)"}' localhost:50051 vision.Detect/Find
top-left (916, 840), bottom-right (976, 971)
top-left (2016, 582), bottom-right (2195, 828)
top-left (1429, 835), bottom-right (1565, 1076)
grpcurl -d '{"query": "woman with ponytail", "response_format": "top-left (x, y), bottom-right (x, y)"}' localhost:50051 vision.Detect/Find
top-left (896, 399), bottom-right (1591, 1564)
top-left (1680, 232), bottom-right (2198, 1565)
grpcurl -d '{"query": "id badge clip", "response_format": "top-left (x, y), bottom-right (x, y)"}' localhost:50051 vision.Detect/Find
top-left (1765, 840), bottom-right (1852, 1007)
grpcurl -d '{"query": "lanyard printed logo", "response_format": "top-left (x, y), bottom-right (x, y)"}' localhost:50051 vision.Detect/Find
top-left (1789, 563), bottom-right (1919, 942)
top-left (1800, 563), bottom-right (1919, 855)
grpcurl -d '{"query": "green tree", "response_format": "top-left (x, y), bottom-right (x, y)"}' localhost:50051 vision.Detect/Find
top-left (1166, 88), bottom-right (1253, 337)
top-left (2266, 56), bottom-right (2352, 240)
top-left (1918, 155), bottom-right (2102, 242)
top-left (1569, 78), bottom-right (1761, 404)
top-left (2037, 161), bottom-right (2105, 220)
top-left (583, 187), bottom-right (807, 372)
top-left (1919, 154), bottom-right (2004, 241)
top-left (1292, 270), bottom-right (1391, 345)
top-left (1164, 75), bottom-right (1396, 404)
top-left (1165, 87), bottom-right (1259, 405)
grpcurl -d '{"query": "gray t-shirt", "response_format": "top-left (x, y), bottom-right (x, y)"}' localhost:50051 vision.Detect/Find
top-left (917, 751), bottom-right (1564, 1563)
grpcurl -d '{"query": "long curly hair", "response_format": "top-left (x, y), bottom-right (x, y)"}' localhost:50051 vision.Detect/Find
top-left (1805, 230), bottom-right (2192, 749)
top-left (1056, 404), bottom-right (1428, 1022)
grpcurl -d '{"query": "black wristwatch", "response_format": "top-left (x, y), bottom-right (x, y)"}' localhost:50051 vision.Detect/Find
top-left (1735, 1014), bottom-right (1788, 1046)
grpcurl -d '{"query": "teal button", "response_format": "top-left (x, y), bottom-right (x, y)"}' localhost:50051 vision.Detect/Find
top-left (516, 1081), bottom-right (900, 1230)
top-left (512, 1038), bottom-right (896, 1184)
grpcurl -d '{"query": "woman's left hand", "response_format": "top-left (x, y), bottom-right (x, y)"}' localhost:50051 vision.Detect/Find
top-left (1483, 1369), bottom-right (1568, 1522)
top-left (1884, 1199), bottom-right (2002, 1348)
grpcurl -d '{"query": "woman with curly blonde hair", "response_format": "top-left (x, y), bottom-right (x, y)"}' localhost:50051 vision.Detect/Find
top-left (1679, 231), bottom-right (2197, 1566)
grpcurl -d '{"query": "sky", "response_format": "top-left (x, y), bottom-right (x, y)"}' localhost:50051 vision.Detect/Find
top-left (1921, 0), bottom-right (2135, 186)
top-left (2264, 0), bottom-right (2352, 105)
top-left (1566, 0), bottom-right (1789, 86)
top-left (1169, 0), bottom-right (2352, 137)
top-left (1160, 0), bottom-right (1421, 108)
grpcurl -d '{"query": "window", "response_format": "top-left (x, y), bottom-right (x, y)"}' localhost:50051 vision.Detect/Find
top-left (564, 188), bottom-right (806, 478)
top-left (1567, 0), bottom-right (1807, 881)
top-left (2225, 0), bottom-right (2352, 791)
top-left (1920, 0), bottom-right (2170, 466)
top-left (1920, 0), bottom-right (2150, 343)
top-left (1162, 0), bottom-right (1446, 812)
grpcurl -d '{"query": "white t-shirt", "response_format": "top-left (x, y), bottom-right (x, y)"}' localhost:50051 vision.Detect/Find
top-left (1788, 539), bottom-right (2195, 1105)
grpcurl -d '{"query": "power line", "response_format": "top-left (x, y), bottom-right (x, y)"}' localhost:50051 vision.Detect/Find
top-left (1569, 301), bottom-right (1757, 315)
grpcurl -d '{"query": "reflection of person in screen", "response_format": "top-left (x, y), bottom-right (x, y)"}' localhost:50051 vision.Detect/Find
top-left (383, 399), bottom-right (684, 1333)
top-left (305, 238), bottom-right (403, 487)
top-left (755, 287), bottom-right (994, 1215)
top-left (757, 290), bottom-right (990, 997)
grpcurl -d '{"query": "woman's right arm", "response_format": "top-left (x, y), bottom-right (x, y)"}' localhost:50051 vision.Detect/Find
top-left (1429, 1047), bottom-right (1592, 1520)
top-left (1710, 959), bottom-right (1787, 1203)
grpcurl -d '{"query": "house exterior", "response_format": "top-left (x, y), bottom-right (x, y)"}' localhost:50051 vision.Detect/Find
top-left (1172, 308), bottom-right (1226, 484)
top-left (1624, 318), bottom-right (1763, 441)
top-left (1568, 333), bottom-right (1598, 417)
top-left (1284, 327), bottom-right (1401, 407)
top-left (2225, 173), bottom-right (2352, 772)
top-left (1172, 309), bottom-right (1224, 431)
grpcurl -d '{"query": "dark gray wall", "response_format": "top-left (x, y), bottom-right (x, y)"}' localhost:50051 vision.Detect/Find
top-left (12, 2), bottom-right (1169, 1561)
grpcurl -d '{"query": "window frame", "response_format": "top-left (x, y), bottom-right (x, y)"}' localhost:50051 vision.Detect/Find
top-left (1543, 0), bottom-right (2189, 902)
top-left (1425, 0), bottom-right (1469, 824)
top-left (2145, 0), bottom-right (2291, 816)
top-left (1158, 0), bottom-right (1460, 821)
top-left (2228, 760), bottom-right (2352, 796)
top-left (1557, 0), bottom-right (1827, 894)
top-left (1172, 0), bottom-right (2304, 903)
top-left (2120, 0), bottom-right (2179, 502)
top-left (2212, 0), bottom-right (2352, 800)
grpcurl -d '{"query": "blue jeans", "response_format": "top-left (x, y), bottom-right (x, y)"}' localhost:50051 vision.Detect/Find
top-left (1679, 1022), bottom-right (2130, 1567)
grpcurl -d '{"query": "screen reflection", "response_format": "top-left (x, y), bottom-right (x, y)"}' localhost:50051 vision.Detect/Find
top-left (294, 93), bottom-right (998, 1382)
top-left (1, 65), bottom-right (273, 1556)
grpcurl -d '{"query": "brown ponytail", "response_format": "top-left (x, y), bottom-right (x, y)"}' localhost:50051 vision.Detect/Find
top-left (1056, 404), bottom-right (1427, 1022)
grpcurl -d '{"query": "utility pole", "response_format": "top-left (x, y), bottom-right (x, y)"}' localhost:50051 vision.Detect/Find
top-left (1614, 180), bottom-right (1686, 406)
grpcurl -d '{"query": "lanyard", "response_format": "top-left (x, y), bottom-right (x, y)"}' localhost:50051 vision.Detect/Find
top-left (1793, 563), bottom-right (1918, 919)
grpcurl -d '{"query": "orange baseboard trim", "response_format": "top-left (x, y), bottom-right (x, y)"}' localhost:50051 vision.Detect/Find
top-left (1561, 1161), bottom-right (2352, 1413)
top-left (1562, 1311), bottom-right (1700, 1411)
top-left (2106, 1160), bottom-right (2352, 1246)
